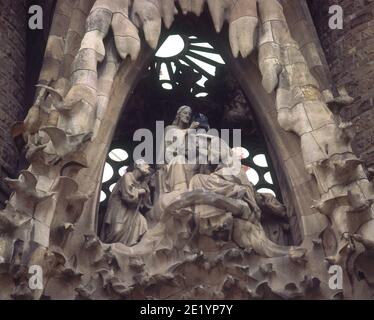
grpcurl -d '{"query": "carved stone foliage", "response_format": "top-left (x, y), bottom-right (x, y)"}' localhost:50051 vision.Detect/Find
top-left (0, 0), bottom-right (373, 300)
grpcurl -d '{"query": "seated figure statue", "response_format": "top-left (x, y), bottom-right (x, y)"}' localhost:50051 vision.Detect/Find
top-left (100, 159), bottom-right (152, 246)
top-left (186, 134), bottom-right (300, 258)
top-left (189, 165), bottom-right (260, 239)
top-left (152, 105), bottom-right (204, 221)
top-left (162, 105), bottom-right (200, 193)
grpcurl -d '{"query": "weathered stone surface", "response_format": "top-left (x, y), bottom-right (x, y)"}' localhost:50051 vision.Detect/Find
top-left (309, 0), bottom-right (374, 171)
top-left (0, 0), bottom-right (27, 204)
top-left (0, 0), bottom-right (373, 300)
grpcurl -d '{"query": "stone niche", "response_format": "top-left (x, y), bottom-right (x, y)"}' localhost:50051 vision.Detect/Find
top-left (0, 0), bottom-right (374, 300)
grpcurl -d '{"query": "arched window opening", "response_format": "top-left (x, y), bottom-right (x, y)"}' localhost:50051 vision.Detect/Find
top-left (98, 32), bottom-right (295, 246)
top-left (154, 34), bottom-right (225, 97)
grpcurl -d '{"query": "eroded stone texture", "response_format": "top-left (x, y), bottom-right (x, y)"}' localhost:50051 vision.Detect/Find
top-left (0, 0), bottom-right (373, 300)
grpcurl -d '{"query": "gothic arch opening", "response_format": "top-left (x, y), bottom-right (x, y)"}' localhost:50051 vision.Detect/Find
top-left (2, 0), bottom-right (374, 300)
top-left (97, 14), bottom-right (306, 246)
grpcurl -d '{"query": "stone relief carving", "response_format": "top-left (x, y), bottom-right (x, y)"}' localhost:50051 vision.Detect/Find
top-left (102, 110), bottom-right (301, 259)
top-left (0, 0), bottom-right (373, 299)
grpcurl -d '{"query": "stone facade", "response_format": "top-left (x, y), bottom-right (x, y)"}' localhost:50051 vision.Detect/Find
top-left (0, 0), bottom-right (373, 300)
top-left (309, 0), bottom-right (374, 170)
top-left (0, 0), bottom-right (55, 206)
top-left (25, 1), bottom-right (56, 107)
top-left (0, 0), bottom-right (27, 205)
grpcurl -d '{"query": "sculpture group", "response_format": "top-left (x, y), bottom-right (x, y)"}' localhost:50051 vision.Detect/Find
top-left (100, 106), bottom-right (303, 262)
top-left (0, 0), bottom-right (373, 299)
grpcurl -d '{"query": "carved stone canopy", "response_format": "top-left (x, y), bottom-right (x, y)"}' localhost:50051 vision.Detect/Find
top-left (0, 0), bottom-right (374, 300)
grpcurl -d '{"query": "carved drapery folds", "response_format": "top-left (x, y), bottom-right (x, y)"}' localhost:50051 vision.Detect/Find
top-left (0, 0), bottom-right (373, 299)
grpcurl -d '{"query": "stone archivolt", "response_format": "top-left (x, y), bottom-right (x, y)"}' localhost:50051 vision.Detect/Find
top-left (0, 0), bottom-right (373, 300)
